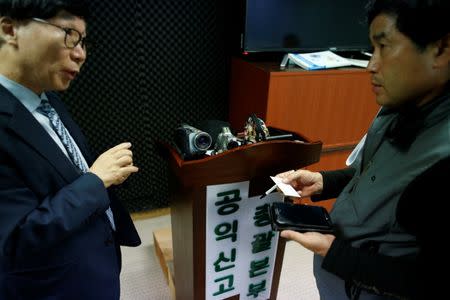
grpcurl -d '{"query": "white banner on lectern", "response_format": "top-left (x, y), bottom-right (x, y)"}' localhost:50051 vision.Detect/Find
top-left (205, 181), bottom-right (282, 300)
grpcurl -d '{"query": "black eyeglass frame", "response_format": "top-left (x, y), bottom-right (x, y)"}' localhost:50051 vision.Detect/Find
top-left (31, 17), bottom-right (88, 50)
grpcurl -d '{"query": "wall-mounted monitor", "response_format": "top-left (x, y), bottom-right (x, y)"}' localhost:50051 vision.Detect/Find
top-left (236, 0), bottom-right (371, 54)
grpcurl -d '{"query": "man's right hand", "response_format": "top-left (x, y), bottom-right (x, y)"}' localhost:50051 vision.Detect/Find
top-left (89, 142), bottom-right (139, 188)
top-left (276, 169), bottom-right (323, 197)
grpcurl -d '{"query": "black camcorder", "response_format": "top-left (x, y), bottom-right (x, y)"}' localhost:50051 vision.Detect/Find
top-left (174, 124), bottom-right (212, 160)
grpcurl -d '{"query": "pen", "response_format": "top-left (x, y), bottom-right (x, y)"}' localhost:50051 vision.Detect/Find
top-left (260, 184), bottom-right (277, 199)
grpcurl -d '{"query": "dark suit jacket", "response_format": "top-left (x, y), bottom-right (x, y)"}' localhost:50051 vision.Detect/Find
top-left (0, 85), bottom-right (141, 300)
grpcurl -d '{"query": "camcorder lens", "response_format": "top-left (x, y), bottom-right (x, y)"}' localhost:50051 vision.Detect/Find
top-left (227, 140), bottom-right (240, 149)
top-left (194, 133), bottom-right (212, 150)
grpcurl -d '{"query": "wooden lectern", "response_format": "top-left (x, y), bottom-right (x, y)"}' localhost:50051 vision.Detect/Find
top-left (162, 131), bottom-right (322, 300)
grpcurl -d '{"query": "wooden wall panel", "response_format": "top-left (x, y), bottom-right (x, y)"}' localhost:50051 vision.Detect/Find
top-left (266, 69), bottom-right (378, 148)
top-left (229, 58), bottom-right (270, 129)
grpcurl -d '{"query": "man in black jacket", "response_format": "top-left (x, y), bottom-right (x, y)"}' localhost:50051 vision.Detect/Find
top-left (277, 0), bottom-right (450, 299)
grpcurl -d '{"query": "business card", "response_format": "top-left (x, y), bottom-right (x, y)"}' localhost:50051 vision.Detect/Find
top-left (270, 176), bottom-right (301, 198)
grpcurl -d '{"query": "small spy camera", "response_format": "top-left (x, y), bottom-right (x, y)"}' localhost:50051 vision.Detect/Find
top-left (214, 127), bottom-right (243, 154)
top-left (244, 114), bottom-right (270, 143)
top-left (174, 124), bottom-right (212, 160)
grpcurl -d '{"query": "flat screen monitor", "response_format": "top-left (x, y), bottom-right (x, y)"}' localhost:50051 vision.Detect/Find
top-left (240, 0), bottom-right (371, 54)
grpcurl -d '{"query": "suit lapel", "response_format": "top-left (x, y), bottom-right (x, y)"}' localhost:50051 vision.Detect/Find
top-left (1, 88), bottom-right (81, 183)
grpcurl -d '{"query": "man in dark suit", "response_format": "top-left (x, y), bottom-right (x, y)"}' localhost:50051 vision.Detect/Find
top-left (0, 1), bottom-right (141, 299)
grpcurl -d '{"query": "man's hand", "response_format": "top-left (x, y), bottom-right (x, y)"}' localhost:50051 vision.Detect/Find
top-left (276, 169), bottom-right (323, 197)
top-left (280, 230), bottom-right (335, 257)
top-left (89, 142), bottom-right (139, 188)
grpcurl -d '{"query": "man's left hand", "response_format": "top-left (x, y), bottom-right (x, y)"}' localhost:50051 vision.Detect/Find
top-left (280, 230), bottom-right (335, 257)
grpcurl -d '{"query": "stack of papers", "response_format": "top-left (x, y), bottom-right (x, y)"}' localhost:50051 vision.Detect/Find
top-left (280, 50), bottom-right (369, 70)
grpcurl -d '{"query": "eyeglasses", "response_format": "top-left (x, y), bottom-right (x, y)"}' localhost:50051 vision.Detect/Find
top-left (32, 18), bottom-right (88, 50)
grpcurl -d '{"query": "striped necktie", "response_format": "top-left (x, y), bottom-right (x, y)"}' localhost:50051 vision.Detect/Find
top-left (37, 98), bottom-right (116, 231)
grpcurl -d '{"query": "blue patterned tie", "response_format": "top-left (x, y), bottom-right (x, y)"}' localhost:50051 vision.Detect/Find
top-left (37, 98), bottom-right (116, 231)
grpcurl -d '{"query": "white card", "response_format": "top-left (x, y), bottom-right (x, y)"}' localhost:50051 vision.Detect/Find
top-left (270, 176), bottom-right (301, 198)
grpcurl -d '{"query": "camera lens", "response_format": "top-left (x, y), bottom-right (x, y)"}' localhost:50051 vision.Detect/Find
top-left (227, 140), bottom-right (240, 149)
top-left (194, 133), bottom-right (212, 150)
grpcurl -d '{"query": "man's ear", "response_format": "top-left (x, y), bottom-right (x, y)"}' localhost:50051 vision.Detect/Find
top-left (433, 33), bottom-right (450, 68)
top-left (0, 17), bottom-right (18, 45)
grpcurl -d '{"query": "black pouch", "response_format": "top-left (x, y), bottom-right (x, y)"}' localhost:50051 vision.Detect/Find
top-left (267, 202), bottom-right (334, 233)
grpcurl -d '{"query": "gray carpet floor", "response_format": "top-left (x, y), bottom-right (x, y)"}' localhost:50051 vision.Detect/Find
top-left (120, 214), bottom-right (320, 300)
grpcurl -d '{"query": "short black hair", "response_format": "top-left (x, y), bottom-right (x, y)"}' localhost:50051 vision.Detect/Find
top-left (0, 0), bottom-right (89, 20)
top-left (366, 0), bottom-right (449, 49)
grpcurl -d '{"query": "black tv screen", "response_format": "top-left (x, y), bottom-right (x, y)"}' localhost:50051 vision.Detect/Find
top-left (240, 0), bottom-right (370, 53)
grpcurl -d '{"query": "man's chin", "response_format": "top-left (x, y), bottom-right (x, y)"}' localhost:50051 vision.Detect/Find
top-left (375, 96), bottom-right (386, 106)
top-left (53, 81), bottom-right (72, 92)
top-left (375, 95), bottom-right (393, 107)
